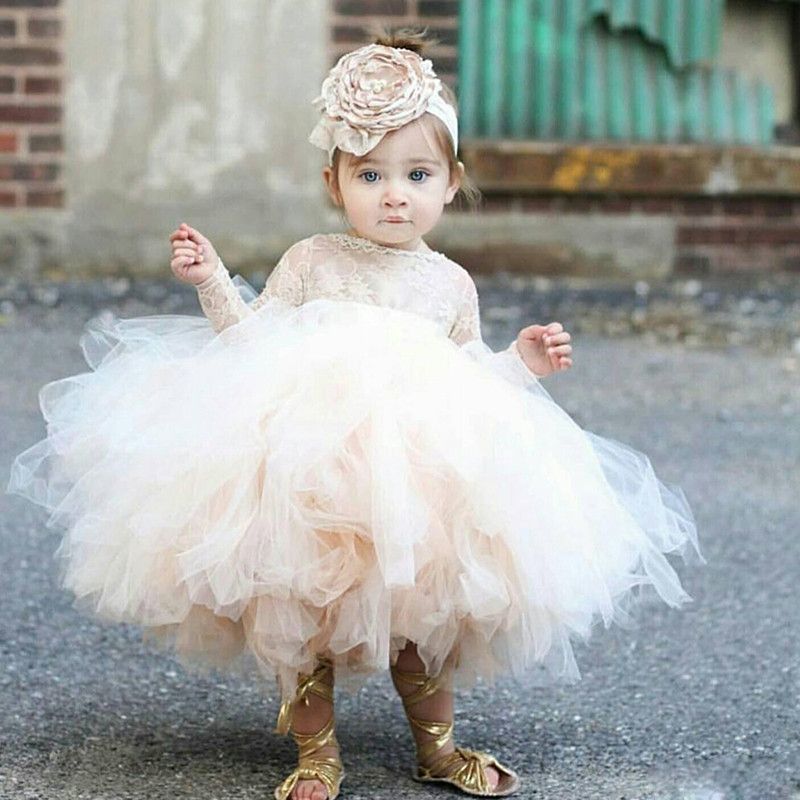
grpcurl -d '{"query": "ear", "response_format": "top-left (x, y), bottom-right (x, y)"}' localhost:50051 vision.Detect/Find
top-left (322, 165), bottom-right (343, 207)
top-left (444, 161), bottom-right (465, 205)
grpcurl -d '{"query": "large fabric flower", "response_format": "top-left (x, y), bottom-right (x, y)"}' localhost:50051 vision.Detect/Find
top-left (308, 43), bottom-right (444, 160)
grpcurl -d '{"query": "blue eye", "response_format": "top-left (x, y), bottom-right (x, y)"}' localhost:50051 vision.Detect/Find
top-left (358, 169), bottom-right (430, 183)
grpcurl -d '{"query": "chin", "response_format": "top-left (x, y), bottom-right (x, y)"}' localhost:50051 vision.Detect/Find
top-left (374, 228), bottom-right (412, 240)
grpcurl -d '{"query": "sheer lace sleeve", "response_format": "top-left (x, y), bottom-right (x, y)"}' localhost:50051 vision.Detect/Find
top-left (448, 269), bottom-right (482, 347)
top-left (195, 239), bottom-right (308, 334)
top-left (449, 269), bottom-right (543, 382)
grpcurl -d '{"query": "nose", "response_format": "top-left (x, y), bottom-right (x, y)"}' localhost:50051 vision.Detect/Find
top-left (381, 180), bottom-right (408, 208)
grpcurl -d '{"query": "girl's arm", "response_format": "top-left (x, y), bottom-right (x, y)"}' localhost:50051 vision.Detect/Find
top-left (195, 239), bottom-right (309, 334)
top-left (449, 270), bottom-right (544, 382)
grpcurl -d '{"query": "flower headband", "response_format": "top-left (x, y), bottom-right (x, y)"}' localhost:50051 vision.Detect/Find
top-left (308, 43), bottom-right (459, 167)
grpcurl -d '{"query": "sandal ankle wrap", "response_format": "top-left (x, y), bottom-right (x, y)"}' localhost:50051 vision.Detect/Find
top-left (273, 657), bottom-right (345, 800)
top-left (391, 663), bottom-right (520, 797)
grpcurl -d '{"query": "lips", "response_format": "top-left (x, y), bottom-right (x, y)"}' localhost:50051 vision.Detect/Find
top-left (383, 217), bottom-right (409, 223)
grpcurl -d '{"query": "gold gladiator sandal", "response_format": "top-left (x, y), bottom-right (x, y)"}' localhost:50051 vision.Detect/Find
top-left (273, 656), bottom-right (344, 800)
top-left (390, 662), bottom-right (520, 797)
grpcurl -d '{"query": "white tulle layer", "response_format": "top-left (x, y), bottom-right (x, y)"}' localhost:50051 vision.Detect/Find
top-left (7, 297), bottom-right (701, 702)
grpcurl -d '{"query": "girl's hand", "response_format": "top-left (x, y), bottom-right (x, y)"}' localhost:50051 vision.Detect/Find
top-left (516, 322), bottom-right (573, 377)
top-left (169, 222), bottom-right (220, 285)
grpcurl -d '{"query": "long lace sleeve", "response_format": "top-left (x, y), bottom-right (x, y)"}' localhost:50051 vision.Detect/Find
top-left (449, 270), bottom-right (543, 384)
top-left (195, 239), bottom-right (308, 334)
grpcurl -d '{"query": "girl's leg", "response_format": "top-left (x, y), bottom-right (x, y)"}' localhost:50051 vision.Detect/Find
top-left (390, 641), bottom-right (501, 791)
top-left (275, 656), bottom-right (343, 800)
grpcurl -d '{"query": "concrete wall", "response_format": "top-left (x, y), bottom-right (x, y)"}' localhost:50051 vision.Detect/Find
top-left (61, 0), bottom-right (333, 277)
top-left (718, 0), bottom-right (796, 127)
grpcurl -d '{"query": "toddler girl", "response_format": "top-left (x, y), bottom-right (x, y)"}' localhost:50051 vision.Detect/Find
top-left (8, 30), bottom-right (701, 800)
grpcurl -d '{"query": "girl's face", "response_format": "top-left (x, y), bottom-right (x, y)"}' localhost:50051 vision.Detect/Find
top-left (322, 117), bottom-right (464, 251)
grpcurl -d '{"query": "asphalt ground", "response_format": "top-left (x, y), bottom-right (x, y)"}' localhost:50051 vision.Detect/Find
top-left (1, 274), bottom-right (798, 799)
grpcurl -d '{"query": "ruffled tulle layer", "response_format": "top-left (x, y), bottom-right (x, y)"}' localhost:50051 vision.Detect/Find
top-left (7, 295), bottom-right (701, 702)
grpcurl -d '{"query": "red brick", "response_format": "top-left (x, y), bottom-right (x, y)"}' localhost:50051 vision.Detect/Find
top-left (0, 18), bottom-right (15, 36)
top-left (0, 0), bottom-right (59, 6)
top-left (423, 26), bottom-right (458, 46)
top-left (598, 197), bottom-right (634, 213)
top-left (27, 17), bottom-right (61, 37)
top-left (26, 187), bottom-right (63, 207)
top-left (0, 161), bottom-right (58, 180)
top-left (332, 25), bottom-right (366, 44)
top-left (0, 130), bottom-right (15, 151)
top-left (0, 46), bottom-right (60, 65)
top-left (676, 197), bottom-right (717, 216)
top-left (0, 189), bottom-right (16, 205)
top-left (707, 249), bottom-right (781, 273)
top-left (28, 131), bottom-right (60, 151)
top-left (0, 104), bottom-right (60, 122)
top-left (676, 226), bottom-right (737, 246)
top-left (0, 74), bottom-right (12, 92)
top-left (334, 0), bottom-right (407, 14)
top-left (428, 54), bottom-right (455, 73)
top-left (24, 76), bottom-right (60, 93)
top-left (519, 196), bottom-right (559, 212)
top-left (638, 197), bottom-right (675, 214)
top-left (735, 226), bottom-right (800, 245)
top-left (481, 194), bottom-right (516, 212)
top-left (720, 197), bottom-right (762, 216)
top-left (419, 0), bottom-right (458, 16)
top-left (560, 195), bottom-right (594, 213)
top-left (761, 198), bottom-right (798, 217)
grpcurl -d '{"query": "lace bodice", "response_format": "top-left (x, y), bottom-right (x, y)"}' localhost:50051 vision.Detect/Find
top-left (194, 232), bottom-right (540, 379)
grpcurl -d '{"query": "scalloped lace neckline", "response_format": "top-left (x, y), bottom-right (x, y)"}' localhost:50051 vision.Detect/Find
top-left (327, 232), bottom-right (447, 261)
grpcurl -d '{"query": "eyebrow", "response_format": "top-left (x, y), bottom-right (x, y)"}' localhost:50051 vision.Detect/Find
top-left (356, 158), bottom-right (442, 167)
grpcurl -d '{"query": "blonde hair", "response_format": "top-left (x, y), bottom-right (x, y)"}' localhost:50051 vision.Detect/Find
top-left (327, 26), bottom-right (482, 212)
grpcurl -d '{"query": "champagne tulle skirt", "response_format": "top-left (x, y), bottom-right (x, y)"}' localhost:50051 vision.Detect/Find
top-left (7, 293), bottom-right (702, 704)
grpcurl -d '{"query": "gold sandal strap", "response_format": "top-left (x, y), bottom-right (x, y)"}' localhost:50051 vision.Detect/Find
top-left (274, 757), bottom-right (343, 800)
top-left (390, 664), bottom-right (446, 707)
top-left (411, 718), bottom-right (453, 764)
top-left (420, 747), bottom-right (518, 796)
top-left (293, 713), bottom-right (338, 760)
top-left (429, 748), bottom-right (497, 792)
top-left (391, 663), bottom-right (456, 765)
top-left (275, 657), bottom-right (334, 735)
top-left (391, 662), bottom-right (517, 796)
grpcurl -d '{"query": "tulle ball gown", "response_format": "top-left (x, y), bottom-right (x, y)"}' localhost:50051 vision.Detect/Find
top-left (6, 232), bottom-right (702, 705)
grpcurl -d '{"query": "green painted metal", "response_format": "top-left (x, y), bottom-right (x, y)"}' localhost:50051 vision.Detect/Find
top-left (581, 20), bottom-right (603, 139)
top-left (598, 0), bottom-right (725, 69)
top-left (532, 0), bottom-right (555, 137)
top-left (481, 0), bottom-right (504, 137)
top-left (457, 0), bottom-right (777, 145)
top-left (631, 45), bottom-right (653, 140)
top-left (709, 68), bottom-right (733, 143)
top-left (558, 0), bottom-right (580, 139)
top-left (456, 0), bottom-right (480, 136)
top-left (507, 0), bottom-right (531, 137)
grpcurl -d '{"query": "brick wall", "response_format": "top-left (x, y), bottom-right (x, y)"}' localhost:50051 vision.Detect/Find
top-left (475, 194), bottom-right (800, 275)
top-left (0, 0), bottom-right (63, 209)
top-left (330, 0), bottom-right (458, 87)
top-left (325, 3), bottom-right (800, 275)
